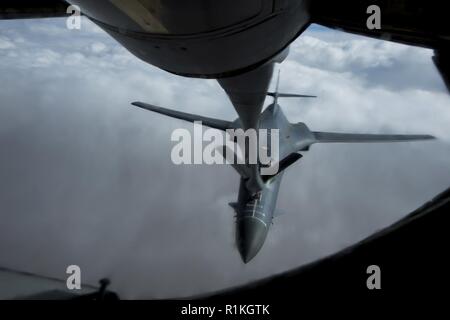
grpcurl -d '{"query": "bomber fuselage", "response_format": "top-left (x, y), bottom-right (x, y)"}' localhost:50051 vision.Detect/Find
top-left (234, 173), bottom-right (283, 263)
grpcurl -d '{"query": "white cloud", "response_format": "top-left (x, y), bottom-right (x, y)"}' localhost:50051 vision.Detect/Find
top-left (0, 36), bottom-right (15, 49)
top-left (90, 42), bottom-right (107, 54)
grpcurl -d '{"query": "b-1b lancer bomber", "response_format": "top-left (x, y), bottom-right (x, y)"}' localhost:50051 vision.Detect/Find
top-left (132, 72), bottom-right (435, 263)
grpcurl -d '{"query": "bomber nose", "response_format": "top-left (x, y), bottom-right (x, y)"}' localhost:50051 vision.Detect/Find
top-left (237, 218), bottom-right (268, 263)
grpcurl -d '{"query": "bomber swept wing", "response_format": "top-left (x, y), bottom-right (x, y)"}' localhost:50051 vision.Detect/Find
top-left (131, 95), bottom-right (436, 181)
top-left (132, 102), bottom-right (233, 131)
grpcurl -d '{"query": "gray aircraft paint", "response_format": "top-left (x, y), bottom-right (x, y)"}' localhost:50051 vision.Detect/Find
top-left (132, 72), bottom-right (434, 262)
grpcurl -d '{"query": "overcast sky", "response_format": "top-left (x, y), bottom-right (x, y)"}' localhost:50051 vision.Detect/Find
top-left (1, 18), bottom-right (450, 299)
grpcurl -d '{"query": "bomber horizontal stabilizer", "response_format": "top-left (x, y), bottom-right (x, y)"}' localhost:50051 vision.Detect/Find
top-left (267, 92), bottom-right (317, 98)
top-left (312, 132), bottom-right (436, 143)
top-left (132, 101), bottom-right (232, 131)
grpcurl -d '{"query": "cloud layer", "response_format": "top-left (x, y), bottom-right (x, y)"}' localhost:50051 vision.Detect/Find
top-left (1, 19), bottom-right (450, 298)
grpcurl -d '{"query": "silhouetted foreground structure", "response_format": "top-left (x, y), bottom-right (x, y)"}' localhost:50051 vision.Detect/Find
top-left (2, 186), bottom-right (448, 303)
top-left (0, 267), bottom-right (118, 300)
top-left (203, 186), bottom-right (450, 300)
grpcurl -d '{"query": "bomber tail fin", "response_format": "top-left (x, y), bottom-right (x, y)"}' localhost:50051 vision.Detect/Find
top-left (267, 70), bottom-right (316, 104)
